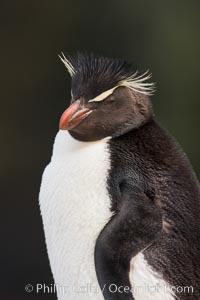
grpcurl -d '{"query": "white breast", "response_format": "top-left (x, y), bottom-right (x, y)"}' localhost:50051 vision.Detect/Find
top-left (39, 131), bottom-right (112, 300)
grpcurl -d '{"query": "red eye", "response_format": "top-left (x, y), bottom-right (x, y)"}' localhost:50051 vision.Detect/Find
top-left (103, 99), bottom-right (114, 106)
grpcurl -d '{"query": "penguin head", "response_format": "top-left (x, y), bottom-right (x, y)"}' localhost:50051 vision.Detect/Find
top-left (59, 53), bottom-right (154, 141)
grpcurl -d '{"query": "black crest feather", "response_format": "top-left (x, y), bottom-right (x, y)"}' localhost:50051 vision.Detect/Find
top-left (59, 52), bottom-right (154, 100)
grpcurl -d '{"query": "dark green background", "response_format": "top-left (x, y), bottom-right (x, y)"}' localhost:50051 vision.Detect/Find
top-left (1, 0), bottom-right (199, 299)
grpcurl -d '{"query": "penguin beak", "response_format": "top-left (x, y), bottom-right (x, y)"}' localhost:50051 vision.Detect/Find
top-left (59, 99), bottom-right (92, 130)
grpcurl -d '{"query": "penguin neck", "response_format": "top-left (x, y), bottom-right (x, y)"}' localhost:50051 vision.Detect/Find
top-left (51, 130), bottom-right (111, 159)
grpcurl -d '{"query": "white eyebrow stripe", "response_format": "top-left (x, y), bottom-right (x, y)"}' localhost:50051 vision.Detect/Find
top-left (88, 86), bottom-right (119, 103)
top-left (118, 71), bottom-right (155, 95)
top-left (88, 70), bottom-right (154, 102)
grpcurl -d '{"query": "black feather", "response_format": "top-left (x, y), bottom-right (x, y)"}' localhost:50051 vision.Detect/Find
top-left (66, 52), bottom-right (137, 100)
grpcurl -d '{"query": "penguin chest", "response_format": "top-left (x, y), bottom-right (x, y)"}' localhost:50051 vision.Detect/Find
top-left (39, 131), bottom-right (111, 299)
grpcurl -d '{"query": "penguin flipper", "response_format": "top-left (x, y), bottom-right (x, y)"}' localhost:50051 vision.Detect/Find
top-left (94, 184), bottom-right (162, 300)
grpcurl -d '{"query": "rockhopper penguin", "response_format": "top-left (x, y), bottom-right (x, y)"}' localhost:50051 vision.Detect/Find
top-left (39, 53), bottom-right (200, 300)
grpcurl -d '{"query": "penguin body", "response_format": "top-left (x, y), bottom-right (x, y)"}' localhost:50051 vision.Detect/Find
top-left (40, 128), bottom-right (175, 300)
top-left (39, 53), bottom-right (200, 300)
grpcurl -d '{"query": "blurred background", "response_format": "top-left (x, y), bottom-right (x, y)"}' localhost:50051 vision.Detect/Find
top-left (0, 0), bottom-right (200, 299)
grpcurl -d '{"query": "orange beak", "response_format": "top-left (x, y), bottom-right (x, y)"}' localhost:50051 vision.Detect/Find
top-left (59, 99), bottom-right (92, 130)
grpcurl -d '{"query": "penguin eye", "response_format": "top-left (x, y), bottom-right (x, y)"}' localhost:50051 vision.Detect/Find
top-left (103, 97), bottom-right (114, 106)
